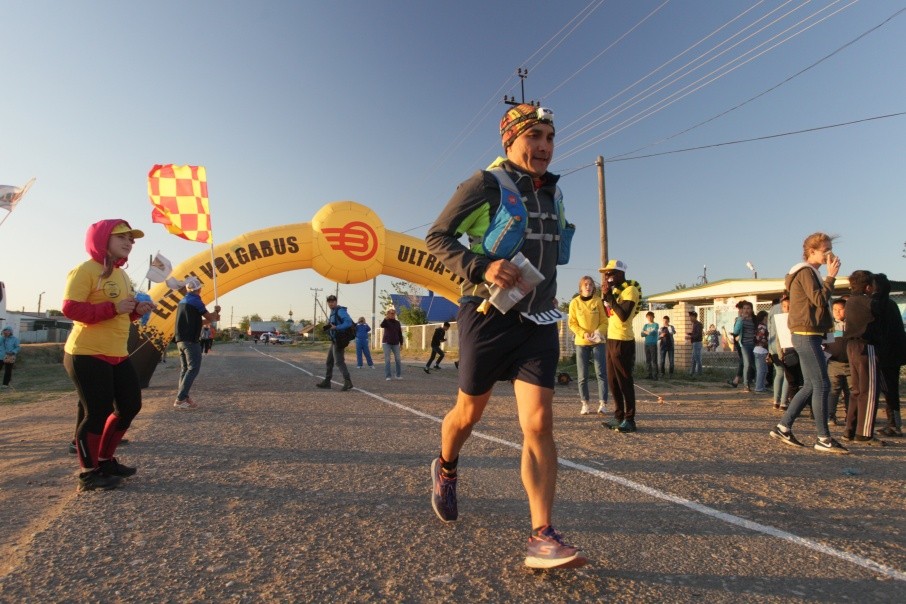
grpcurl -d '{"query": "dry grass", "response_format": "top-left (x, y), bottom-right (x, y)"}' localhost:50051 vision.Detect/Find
top-left (0, 344), bottom-right (74, 405)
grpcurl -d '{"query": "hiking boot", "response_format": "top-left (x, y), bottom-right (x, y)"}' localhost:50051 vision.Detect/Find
top-left (814, 437), bottom-right (849, 454)
top-left (315, 379), bottom-right (331, 389)
top-left (769, 425), bottom-right (804, 447)
top-left (579, 402), bottom-right (590, 415)
top-left (341, 379), bottom-right (354, 391)
top-left (99, 457), bottom-right (137, 477)
top-left (431, 458), bottom-right (458, 523)
top-left (525, 526), bottom-right (588, 569)
top-left (603, 418), bottom-right (620, 430)
top-left (78, 469), bottom-right (123, 492)
top-left (616, 419), bottom-right (637, 433)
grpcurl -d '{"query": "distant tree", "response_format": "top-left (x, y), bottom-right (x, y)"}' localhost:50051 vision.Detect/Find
top-left (674, 282), bottom-right (688, 291)
top-left (48, 309), bottom-right (63, 316)
top-left (239, 313), bottom-right (263, 334)
top-left (379, 280), bottom-right (428, 324)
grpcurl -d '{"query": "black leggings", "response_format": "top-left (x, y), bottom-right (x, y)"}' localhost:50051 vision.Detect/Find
top-left (64, 354), bottom-right (142, 459)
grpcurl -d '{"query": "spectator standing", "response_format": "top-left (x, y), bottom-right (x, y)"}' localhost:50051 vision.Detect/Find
top-left (601, 259), bottom-right (642, 433)
top-left (826, 298), bottom-right (850, 425)
top-left (873, 274), bottom-right (905, 437)
top-left (354, 317), bottom-right (374, 369)
top-left (200, 325), bottom-right (212, 355)
top-left (705, 324), bottom-right (720, 352)
top-left (769, 232), bottom-right (848, 454)
top-left (315, 294), bottom-right (354, 391)
top-left (174, 277), bottom-right (221, 408)
top-left (841, 271), bottom-right (883, 445)
top-left (62, 219), bottom-right (156, 490)
top-left (380, 307), bottom-right (403, 380)
top-left (1, 326), bottom-right (20, 388)
top-left (641, 312), bottom-right (659, 380)
top-left (753, 310), bottom-right (770, 392)
top-left (728, 301), bottom-right (756, 391)
top-left (658, 316), bottom-right (676, 377)
top-left (687, 311), bottom-right (703, 375)
top-left (424, 322), bottom-right (450, 373)
top-left (567, 276), bottom-right (608, 415)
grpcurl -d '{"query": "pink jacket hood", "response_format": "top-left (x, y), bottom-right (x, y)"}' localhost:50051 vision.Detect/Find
top-left (85, 219), bottom-right (132, 267)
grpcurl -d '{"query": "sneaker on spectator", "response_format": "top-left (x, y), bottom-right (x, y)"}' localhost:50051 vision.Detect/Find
top-left (814, 437), bottom-right (849, 454)
top-left (431, 458), bottom-right (458, 522)
top-left (386, 377), bottom-right (392, 381)
top-left (597, 401), bottom-right (606, 414)
top-left (580, 402), bottom-right (590, 415)
top-left (602, 418), bottom-right (620, 430)
top-left (525, 525), bottom-right (587, 569)
top-left (68, 440), bottom-right (77, 455)
top-left (78, 468), bottom-right (123, 492)
top-left (616, 419), bottom-right (636, 433)
top-left (173, 399), bottom-right (196, 410)
top-left (769, 425), bottom-right (804, 447)
top-left (99, 457), bottom-right (137, 477)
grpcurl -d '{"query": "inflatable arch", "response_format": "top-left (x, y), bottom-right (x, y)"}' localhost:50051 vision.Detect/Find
top-left (131, 201), bottom-right (464, 385)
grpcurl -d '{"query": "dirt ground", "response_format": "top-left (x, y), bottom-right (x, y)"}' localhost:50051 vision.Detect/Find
top-left (0, 343), bottom-right (903, 603)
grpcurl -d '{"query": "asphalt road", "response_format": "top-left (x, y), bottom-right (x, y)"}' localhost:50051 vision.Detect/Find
top-left (0, 343), bottom-right (903, 602)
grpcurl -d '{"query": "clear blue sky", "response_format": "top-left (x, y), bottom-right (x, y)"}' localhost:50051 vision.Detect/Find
top-left (2, 1), bottom-right (904, 326)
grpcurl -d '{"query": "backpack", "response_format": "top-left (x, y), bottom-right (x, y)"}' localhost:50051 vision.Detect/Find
top-left (334, 325), bottom-right (356, 348)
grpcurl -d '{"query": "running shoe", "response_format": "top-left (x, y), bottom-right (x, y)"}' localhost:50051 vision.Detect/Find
top-left (78, 468), bottom-right (123, 492)
top-left (431, 458), bottom-right (458, 522)
top-left (423, 367), bottom-right (431, 374)
top-left (769, 425), bottom-right (804, 447)
top-left (173, 399), bottom-right (196, 410)
top-left (602, 418), bottom-right (620, 430)
top-left (814, 437), bottom-right (849, 454)
top-left (525, 526), bottom-right (588, 569)
top-left (99, 457), bottom-right (137, 477)
top-left (597, 402), bottom-right (606, 414)
top-left (580, 402), bottom-right (590, 415)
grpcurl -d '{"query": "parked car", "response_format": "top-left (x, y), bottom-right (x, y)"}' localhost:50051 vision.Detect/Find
top-left (259, 332), bottom-right (277, 344)
top-left (274, 335), bottom-right (292, 344)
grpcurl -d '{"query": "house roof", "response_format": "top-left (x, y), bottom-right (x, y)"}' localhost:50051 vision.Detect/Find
top-left (648, 277), bottom-right (906, 305)
top-left (390, 292), bottom-right (458, 323)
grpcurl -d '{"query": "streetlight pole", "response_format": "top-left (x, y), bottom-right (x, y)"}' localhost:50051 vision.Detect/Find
top-left (746, 262), bottom-right (758, 279)
top-left (37, 291), bottom-right (46, 314)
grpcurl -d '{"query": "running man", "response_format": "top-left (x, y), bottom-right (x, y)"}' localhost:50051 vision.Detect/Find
top-left (425, 103), bottom-right (585, 569)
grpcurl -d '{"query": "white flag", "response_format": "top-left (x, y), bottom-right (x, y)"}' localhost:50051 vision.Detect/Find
top-left (145, 252), bottom-right (173, 283)
top-left (165, 277), bottom-right (184, 290)
top-left (0, 178), bottom-right (35, 212)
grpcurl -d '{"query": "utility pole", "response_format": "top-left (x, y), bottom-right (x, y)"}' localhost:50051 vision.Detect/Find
top-left (503, 67), bottom-right (540, 107)
top-left (37, 291), bottom-right (46, 314)
top-left (310, 288), bottom-right (323, 326)
top-left (596, 156), bottom-right (608, 269)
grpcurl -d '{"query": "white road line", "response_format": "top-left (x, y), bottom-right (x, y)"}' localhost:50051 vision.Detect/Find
top-left (259, 349), bottom-right (906, 582)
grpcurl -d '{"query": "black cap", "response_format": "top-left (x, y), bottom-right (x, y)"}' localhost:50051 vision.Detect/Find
top-left (326, 295), bottom-right (337, 302)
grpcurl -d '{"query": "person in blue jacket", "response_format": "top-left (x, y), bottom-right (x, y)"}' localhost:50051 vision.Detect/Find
top-left (1, 326), bottom-right (21, 388)
top-left (315, 294), bottom-right (354, 391)
top-left (354, 316), bottom-right (374, 368)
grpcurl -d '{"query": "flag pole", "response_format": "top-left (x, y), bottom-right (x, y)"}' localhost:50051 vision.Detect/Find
top-left (209, 242), bottom-right (219, 322)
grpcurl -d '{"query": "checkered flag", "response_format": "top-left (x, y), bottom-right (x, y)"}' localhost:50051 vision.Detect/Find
top-left (148, 165), bottom-right (213, 243)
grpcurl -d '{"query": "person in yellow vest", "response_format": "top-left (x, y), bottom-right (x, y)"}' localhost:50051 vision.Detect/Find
top-left (568, 275), bottom-right (608, 415)
top-left (600, 259), bottom-right (641, 433)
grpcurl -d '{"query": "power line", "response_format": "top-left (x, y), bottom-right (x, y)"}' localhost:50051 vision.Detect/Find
top-left (604, 111), bottom-right (906, 162)
top-left (605, 6), bottom-right (906, 161)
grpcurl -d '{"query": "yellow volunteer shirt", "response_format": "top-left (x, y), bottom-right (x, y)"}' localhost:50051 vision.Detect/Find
top-left (63, 261), bottom-right (135, 357)
top-left (606, 282), bottom-right (640, 341)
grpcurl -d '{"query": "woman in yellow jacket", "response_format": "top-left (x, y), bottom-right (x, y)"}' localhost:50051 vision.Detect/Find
top-left (568, 276), bottom-right (609, 415)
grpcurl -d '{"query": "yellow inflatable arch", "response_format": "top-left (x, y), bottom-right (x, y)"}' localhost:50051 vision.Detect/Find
top-left (135, 201), bottom-right (464, 363)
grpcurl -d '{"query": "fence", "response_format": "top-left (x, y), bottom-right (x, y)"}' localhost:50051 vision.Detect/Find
top-left (17, 329), bottom-right (71, 344)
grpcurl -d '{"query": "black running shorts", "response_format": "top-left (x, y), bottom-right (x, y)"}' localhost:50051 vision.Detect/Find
top-left (456, 300), bottom-right (559, 395)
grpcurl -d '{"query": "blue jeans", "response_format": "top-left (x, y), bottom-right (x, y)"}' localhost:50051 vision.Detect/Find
top-left (176, 341), bottom-right (203, 401)
top-left (739, 344), bottom-right (755, 387)
top-left (383, 343), bottom-right (401, 378)
top-left (576, 343), bottom-right (608, 403)
top-left (659, 346), bottom-right (674, 375)
top-left (781, 334), bottom-right (831, 438)
top-left (690, 341), bottom-right (703, 375)
top-left (754, 351), bottom-right (768, 391)
top-left (772, 359), bottom-right (788, 405)
top-left (355, 339), bottom-right (373, 367)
